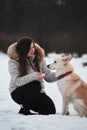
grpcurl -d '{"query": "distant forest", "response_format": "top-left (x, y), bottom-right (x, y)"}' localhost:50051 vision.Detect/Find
top-left (0, 0), bottom-right (87, 56)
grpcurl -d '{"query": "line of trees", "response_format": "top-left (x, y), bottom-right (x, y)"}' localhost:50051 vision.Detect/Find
top-left (0, 0), bottom-right (87, 55)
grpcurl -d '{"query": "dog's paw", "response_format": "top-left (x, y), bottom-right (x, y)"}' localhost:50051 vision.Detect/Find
top-left (66, 111), bottom-right (69, 115)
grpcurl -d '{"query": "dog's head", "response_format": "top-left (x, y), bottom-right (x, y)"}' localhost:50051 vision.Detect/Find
top-left (47, 53), bottom-right (74, 72)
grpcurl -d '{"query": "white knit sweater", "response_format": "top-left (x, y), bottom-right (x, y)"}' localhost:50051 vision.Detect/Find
top-left (8, 59), bottom-right (57, 94)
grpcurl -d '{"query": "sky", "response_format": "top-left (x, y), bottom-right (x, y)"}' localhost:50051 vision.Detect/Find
top-left (0, 52), bottom-right (87, 130)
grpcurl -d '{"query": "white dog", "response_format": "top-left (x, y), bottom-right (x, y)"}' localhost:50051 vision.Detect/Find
top-left (47, 53), bottom-right (87, 117)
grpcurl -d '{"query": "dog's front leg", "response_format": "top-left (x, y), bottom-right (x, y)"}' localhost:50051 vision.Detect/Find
top-left (62, 96), bottom-right (69, 115)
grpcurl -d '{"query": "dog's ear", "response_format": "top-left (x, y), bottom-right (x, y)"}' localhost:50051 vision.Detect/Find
top-left (61, 53), bottom-right (65, 57)
top-left (62, 55), bottom-right (72, 62)
top-left (67, 55), bottom-right (72, 61)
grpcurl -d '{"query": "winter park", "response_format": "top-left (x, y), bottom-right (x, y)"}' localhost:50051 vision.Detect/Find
top-left (0, 0), bottom-right (87, 130)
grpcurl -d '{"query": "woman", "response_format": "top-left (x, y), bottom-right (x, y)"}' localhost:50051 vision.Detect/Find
top-left (7, 36), bottom-right (57, 115)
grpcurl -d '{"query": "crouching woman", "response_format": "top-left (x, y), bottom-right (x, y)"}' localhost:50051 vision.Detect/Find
top-left (7, 36), bottom-right (57, 115)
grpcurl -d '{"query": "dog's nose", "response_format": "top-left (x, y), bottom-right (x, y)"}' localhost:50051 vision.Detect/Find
top-left (47, 65), bottom-right (49, 68)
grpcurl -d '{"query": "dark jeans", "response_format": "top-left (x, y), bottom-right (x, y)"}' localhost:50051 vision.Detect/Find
top-left (11, 80), bottom-right (56, 115)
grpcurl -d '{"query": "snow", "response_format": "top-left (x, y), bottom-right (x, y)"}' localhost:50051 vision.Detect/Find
top-left (0, 52), bottom-right (87, 130)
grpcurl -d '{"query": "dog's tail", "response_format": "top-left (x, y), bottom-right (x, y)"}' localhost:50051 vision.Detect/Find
top-left (74, 99), bottom-right (87, 117)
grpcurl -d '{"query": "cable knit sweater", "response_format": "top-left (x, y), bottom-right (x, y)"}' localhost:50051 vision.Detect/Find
top-left (7, 42), bottom-right (57, 94)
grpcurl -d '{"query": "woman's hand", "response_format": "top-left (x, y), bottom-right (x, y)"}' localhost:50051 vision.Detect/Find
top-left (37, 72), bottom-right (45, 79)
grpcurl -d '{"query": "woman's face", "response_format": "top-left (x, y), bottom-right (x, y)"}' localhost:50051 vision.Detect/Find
top-left (27, 42), bottom-right (35, 57)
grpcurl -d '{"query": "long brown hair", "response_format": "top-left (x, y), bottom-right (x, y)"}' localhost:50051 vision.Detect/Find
top-left (16, 36), bottom-right (35, 76)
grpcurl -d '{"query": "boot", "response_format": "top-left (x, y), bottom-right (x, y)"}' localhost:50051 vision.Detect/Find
top-left (18, 108), bottom-right (34, 115)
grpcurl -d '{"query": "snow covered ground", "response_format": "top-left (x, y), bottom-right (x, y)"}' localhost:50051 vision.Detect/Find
top-left (0, 52), bottom-right (87, 130)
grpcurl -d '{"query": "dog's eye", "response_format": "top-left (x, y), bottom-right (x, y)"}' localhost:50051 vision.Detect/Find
top-left (54, 61), bottom-right (56, 63)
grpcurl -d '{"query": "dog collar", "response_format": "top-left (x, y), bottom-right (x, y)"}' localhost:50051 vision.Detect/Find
top-left (57, 71), bottom-right (73, 80)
